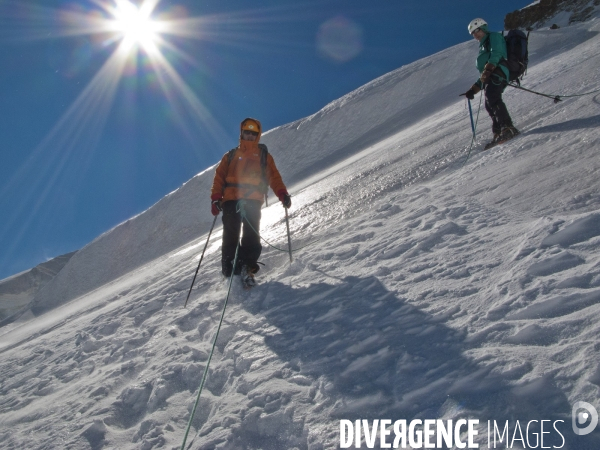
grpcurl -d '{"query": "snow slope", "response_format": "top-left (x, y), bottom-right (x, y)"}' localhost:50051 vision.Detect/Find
top-left (0, 251), bottom-right (74, 323)
top-left (1, 10), bottom-right (600, 450)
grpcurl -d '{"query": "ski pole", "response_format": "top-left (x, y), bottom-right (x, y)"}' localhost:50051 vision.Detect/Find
top-left (507, 82), bottom-right (600, 103)
top-left (468, 99), bottom-right (476, 138)
top-left (507, 82), bottom-right (562, 103)
top-left (184, 214), bottom-right (218, 308)
top-left (284, 206), bottom-right (293, 263)
top-left (461, 91), bottom-right (483, 167)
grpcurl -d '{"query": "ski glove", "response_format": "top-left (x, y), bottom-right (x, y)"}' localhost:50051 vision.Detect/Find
top-left (460, 84), bottom-right (480, 100)
top-left (480, 63), bottom-right (496, 84)
top-left (211, 194), bottom-right (223, 216)
top-left (277, 190), bottom-right (292, 209)
top-left (461, 89), bottom-right (475, 100)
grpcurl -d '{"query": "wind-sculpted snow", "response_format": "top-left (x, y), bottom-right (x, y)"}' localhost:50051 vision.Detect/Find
top-left (1, 9), bottom-right (600, 450)
top-left (540, 213), bottom-right (600, 248)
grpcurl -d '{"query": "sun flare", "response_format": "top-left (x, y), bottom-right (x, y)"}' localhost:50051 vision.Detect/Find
top-left (0, 0), bottom-right (236, 227)
top-left (110, 0), bottom-right (162, 50)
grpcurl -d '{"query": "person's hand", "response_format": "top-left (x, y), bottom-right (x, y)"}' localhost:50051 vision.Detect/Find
top-left (480, 63), bottom-right (495, 84)
top-left (460, 84), bottom-right (481, 100)
top-left (460, 89), bottom-right (475, 100)
top-left (277, 190), bottom-right (291, 208)
top-left (211, 194), bottom-right (222, 216)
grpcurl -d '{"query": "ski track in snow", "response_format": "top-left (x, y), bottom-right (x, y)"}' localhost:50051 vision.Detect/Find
top-left (1, 11), bottom-right (600, 450)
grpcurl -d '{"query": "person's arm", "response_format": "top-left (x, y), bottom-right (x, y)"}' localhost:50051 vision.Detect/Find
top-left (266, 154), bottom-right (291, 207)
top-left (479, 34), bottom-right (506, 85)
top-left (487, 32), bottom-right (507, 66)
top-left (210, 154), bottom-right (230, 215)
top-left (211, 154), bottom-right (229, 196)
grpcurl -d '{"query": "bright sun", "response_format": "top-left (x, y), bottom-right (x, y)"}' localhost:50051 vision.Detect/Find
top-left (111, 0), bottom-right (161, 50)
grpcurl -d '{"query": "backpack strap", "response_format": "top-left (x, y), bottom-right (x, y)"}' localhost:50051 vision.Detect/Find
top-left (226, 147), bottom-right (236, 164)
top-left (258, 144), bottom-right (268, 180)
top-left (258, 144), bottom-right (269, 197)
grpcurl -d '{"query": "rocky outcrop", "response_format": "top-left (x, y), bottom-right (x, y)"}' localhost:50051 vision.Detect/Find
top-left (505, 0), bottom-right (599, 30)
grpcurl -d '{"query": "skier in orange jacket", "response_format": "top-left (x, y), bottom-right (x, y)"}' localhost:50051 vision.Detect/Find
top-left (210, 118), bottom-right (291, 284)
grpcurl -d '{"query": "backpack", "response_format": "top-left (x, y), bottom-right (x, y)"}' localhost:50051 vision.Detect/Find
top-left (502, 29), bottom-right (529, 83)
top-left (226, 143), bottom-right (269, 195)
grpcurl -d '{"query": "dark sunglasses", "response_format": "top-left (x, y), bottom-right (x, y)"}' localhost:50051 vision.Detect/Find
top-left (242, 130), bottom-right (259, 136)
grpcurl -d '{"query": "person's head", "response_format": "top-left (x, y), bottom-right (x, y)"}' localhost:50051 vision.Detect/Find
top-left (240, 118), bottom-right (261, 142)
top-left (468, 18), bottom-right (488, 41)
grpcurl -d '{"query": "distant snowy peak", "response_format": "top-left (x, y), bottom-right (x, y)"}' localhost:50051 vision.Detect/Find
top-left (505, 0), bottom-right (600, 29)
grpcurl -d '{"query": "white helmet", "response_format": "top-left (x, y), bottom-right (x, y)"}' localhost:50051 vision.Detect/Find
top-left (468, 18), bottom-right (487, 34)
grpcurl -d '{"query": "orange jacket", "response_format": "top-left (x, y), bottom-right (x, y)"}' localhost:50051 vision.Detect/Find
top-left (211, 119), bottom-right (287, 203)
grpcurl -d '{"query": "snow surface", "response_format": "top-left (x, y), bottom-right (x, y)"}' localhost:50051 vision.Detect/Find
top-left (1, 10), bottom-right (600, 450)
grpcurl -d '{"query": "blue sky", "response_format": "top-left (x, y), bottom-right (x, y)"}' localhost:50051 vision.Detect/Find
top-left (0, 0), bottom-right (529, 279)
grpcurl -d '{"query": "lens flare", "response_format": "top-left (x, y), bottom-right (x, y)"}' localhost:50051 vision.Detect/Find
top-left (317, 16), bottom-right (364, 63)
top-left (109, 0), bottom-right (162, 51)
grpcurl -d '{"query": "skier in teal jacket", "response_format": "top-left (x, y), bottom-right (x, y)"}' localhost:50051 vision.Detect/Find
top-left (461, 18), bottom-right (519, 148)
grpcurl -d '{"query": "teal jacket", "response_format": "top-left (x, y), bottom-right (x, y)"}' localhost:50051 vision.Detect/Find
top-left (474, 31), bottom-right (509, 89)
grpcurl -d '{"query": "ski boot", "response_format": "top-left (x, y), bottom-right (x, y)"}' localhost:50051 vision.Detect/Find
top-left (495, 126), bottom-right (520, 146)
top-left (484, 132), bottom-right (501, 150)
top-left (241, 265), bottom-right (257, 289)
top-left (484, 127), bottom-right (520, 150)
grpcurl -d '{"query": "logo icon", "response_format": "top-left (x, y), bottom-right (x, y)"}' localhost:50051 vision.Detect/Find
top-left (572, 401), bottom-right (598, 436)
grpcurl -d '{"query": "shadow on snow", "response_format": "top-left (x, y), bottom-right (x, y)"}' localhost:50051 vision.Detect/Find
top-left (241, 275), bottom-right (600, 449)
top-left (528, 114), bottom-right (600, 134)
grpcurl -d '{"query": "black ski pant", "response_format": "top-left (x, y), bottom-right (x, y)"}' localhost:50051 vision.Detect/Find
top-left (221, 199), bottom-right (262, 276)
top-left (484, 78), bottom-right (513, 134)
